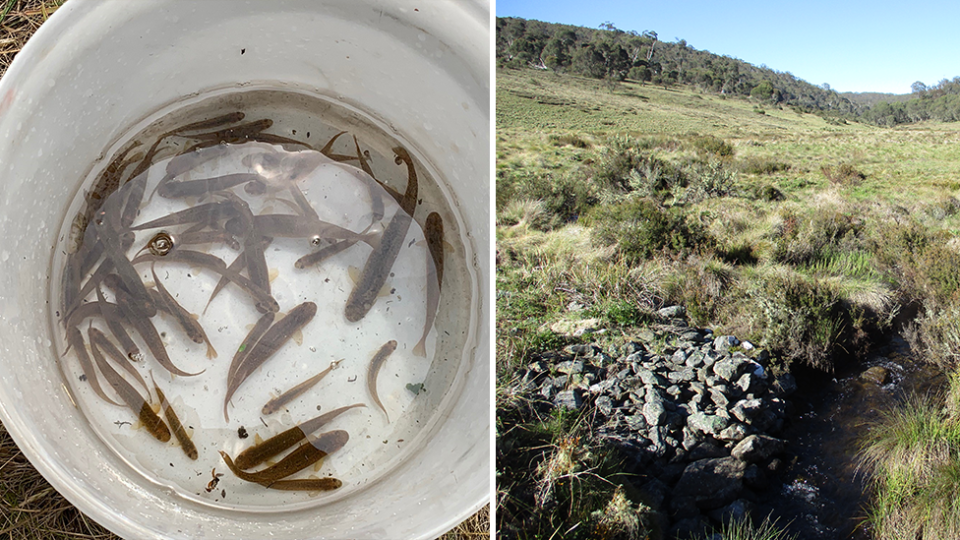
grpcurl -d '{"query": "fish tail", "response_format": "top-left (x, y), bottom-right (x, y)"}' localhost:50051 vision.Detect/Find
top-left (412, 339), bottom-right (427, 358)
top-left (206, 343), bottom-right (218, 359)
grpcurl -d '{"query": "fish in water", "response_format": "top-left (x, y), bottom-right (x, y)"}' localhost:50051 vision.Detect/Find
top-left (344, 209), bottom-right (412, 322)
top-left (150, 266), bottom-right (217, 359)
top-left (262, 359), bottom-right (341, 415)
top-left (413, 212), bottom-right (444, 357)
top-left (234, 403), bottom-right (365, 470)
top-left (222, 302), bottom-right (318, 421)
top-left (87, 327), bottom-right (170, 443)
top-left (152, 374), bottom-right (199, 460)
top-left (366, 340), bottom-right (398, 422)
top-left (219, 429), bottom-right (348, 486)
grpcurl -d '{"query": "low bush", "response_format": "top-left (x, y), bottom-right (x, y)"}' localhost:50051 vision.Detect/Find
top-left (691, 135), bottom-right (734, 158)
top-left (737, 156), bottom-right (791, 175)
top-left (821, 162), bottom-right (866, 186)
top-left (586, 198), bottom-right (713, 263)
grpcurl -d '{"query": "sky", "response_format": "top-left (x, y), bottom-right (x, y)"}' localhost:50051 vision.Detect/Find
top-left (496, 0), bottom-right (960, 94)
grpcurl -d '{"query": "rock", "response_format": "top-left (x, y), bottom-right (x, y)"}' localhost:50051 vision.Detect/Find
top-left (555, 360), bottom-right (584, 375)
top-left (709, 387), bottom-right (731, 408)
top-left (639, 478), bottom-right (669, 510)
top-left (595, 395), bottom-right (614, 416)
top-left (682, 427), bottom-right (701, 451)
top-left (772, 373), bottom-right (797, 396)
top-left (744, 464), bottom-right (768, 490)
top-left (686, 442), bottom-right (728, 461)
top-left (731, 434), bottom-right (785, 463)
top-left (718, 423), bottom-right (750, 443)
top-left (740, 341), bottom-right (755, 351)
top-left (637, 368), bottom-right (667, 387)
top-left (730, 399), bottom-right (765, 424)
top-left (673, 457), bottom-right (747, 509)
top-left (540, 382), bottom-right (556, 400)
top-left (668, 368), bottom-right (697, 384)
top-left (736, 372), bottom-right (763, 394)
top-left (666, 385), bottom-right (682, 397)
top-left (658, 305), bottom-right (687, 319)
top-left (549, 318), bottom-right (601, 337)
top-left (648, 426), bottom-right (671, 458)
top-left (861, 366), bottom-right (890, 385)
top-left (670, 495), bottom-right (700, 520)
top-left (672, 348), bottom-right (689, 364)
top-left (680, 330), bottom-right (702, 343)
top-left (713, 335), bottom-right (740, 352)
top-left (669, 517), bottom-right (711, 540)
top-left (713, 357), bottom-right (746, 382)
top-left (707, 499), bottom-right (755, 524)
top-left (554, 389), bottom-right (582, 410)
top-left (564, 343), bottom-right (599, 358)
top-left (688, 412), bottom-right (730, 437)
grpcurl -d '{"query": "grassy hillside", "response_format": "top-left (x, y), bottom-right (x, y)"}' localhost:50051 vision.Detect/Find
top-left (496, 66), bottom-right (960, 539)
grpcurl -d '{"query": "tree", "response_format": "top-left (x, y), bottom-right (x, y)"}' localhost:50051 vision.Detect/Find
top-left (751, 81), bottom-right (775, 100)
top-left (911, 81), bottom-right (928, 94)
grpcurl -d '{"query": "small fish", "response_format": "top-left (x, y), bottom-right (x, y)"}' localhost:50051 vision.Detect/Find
top-left (164, 143), bottom-right (234, 178)
top-left (413, 212), bottom-right (444, 357)
top-left (65, 325), bottom-right (121, 406)
top-left (87, 327), bottom-right (149, 395)
top-left (294, 238), bottom-right (356, 269)
top-left (219, 430), bottom-right (349, 486)
top-left (87, 327), bottom-right (170, 442)
top-left (151, 374), bottom-right (199, 460)
top-left (317, 130), bottom-right (359, 162)
top-left (80, 142), bottom-right (143, 238)
top-left (251, 214), bottom-right (370, 242)
top-left (94, 210), bottom-right (157, 318)
top-left (131, 250), bottom-right (278, 314)
top-left (129, 199), bottom-right (240, 231)
top-left (367, 340), bottom-right (398, 422)
top-left (353, 136), bottom-right (384, 221)
top-left (234, 403), bottom-right (365, 469)
top-left (207, 236), bottom-right (272, 308)
top-left (393, 146), bottom-right (418, 215)
top-left (66, 231), bottom-right (134, 321)
top-left (178, 229), bottom-right (241, 251)
top-left (344, 209), bottom-right (412, 322)
top-left (103, 274), bottom-right (204, 378)
top-left (120, 137), bottom-right (168, 227)
top-left (261, 477), bottom-right (342, 491)
top-left (95, 286), bottom-right (141, 361)
top-left (185, 119), bottom-right (274, 143)
top-left (150, 266), bottom-right (217, 359)
top-left (224, 311), bottom-right (276, 421)
top-left (262, 360), bottom-right (341, 415)
top-left (171, 112), bottom-right (246, 135)
top-left (157, 172), bottom-right (265, 199)
top-left (222, 302), bottom-right (318, 421)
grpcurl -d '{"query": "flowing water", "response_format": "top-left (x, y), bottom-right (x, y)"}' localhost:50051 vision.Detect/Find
top-left (48, 88), bottom-right (480, 509)
top-left (756, 334), bottom-right (945, 539)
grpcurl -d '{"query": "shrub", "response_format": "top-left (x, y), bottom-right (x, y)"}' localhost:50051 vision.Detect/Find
top-left (821, 162), bottom-right (866, 186)
top-left (497, 168), bottom-right (596, 222)
top-left (738, 156), bottom-right (791, 175)
top-left (586, 198), bottom-right (713, 263)
top-left (691, 135), bottom-right (734, 158)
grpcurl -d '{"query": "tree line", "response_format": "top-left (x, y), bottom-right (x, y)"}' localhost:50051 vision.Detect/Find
top-left (497, 17), bottom-right (960, 127)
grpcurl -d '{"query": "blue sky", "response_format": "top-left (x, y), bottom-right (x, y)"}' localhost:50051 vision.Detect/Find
top-left (497, 1), bottom-right (960, 94)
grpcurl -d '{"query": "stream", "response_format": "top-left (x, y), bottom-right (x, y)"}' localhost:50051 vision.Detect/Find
top-left (754, 334), bottom-right (945, 539)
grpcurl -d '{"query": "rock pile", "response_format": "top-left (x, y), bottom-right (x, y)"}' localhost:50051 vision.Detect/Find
top-left (510, 306), bottom-right (798, 539)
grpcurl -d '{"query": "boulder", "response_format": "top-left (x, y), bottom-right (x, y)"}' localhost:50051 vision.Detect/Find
top-left (673, 457), bottom-right (747, 509)
top-left (861, 366), bottom-right (890, 385)
top-left (688, 412), bottom-right (730, 437)
top-left (731, 434), bottom-right (785, 463)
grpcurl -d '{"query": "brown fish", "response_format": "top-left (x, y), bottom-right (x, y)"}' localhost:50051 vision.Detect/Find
top-left (393, 146), bottom-right (418, 215)
top-left (234, 403), bottom-right (365, 469)
top-left (219, 429), bottom-right (348, 485)
top-left (413, 212), bottom-right (444, 357)
top-left (94, 210), bottom-right (157, 318)
top-left (65, 325), bottom-right (121, 406)
top-left (87, 327), bottom-right (170, 442)
top-left (152, 375), bottom-right (198, 460)
top-left (186, 119), bottom-right (273, 143)
top-left (260, 477), bottom-right (342, 491)
top-left (150, 266), bottom-right (217, 359)
top-left (367, 340), bottom-right (398, 422)
top-left (226, 311), bottom-right (275, 387)
top-left (261, 360), bottom-right (341, 415)
top-left (353, 136), bottom-right (384, 221)
top-left (294, 238), bottom-right (356, 270)
top-left (222, 302), bottom-right (317, 421)
top-left (170, 112), bottom-right (246, 135)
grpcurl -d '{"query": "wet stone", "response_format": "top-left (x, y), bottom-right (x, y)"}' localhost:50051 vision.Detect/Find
top-left (861, 366), bottom-right (890, 385)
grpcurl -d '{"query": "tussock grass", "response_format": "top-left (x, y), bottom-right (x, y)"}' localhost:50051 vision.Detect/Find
top-left (859, 393), bottom-right (960, 540)
top-left (698, 516), bottom-right (798, 540)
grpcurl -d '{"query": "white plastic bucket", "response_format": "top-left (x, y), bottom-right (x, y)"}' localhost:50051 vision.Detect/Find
top-left (0, 1), bottom-right (489, 539)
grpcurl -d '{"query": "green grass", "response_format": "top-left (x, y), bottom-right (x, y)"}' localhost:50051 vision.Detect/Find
top-left (697, 516), bottom-right (798, 540)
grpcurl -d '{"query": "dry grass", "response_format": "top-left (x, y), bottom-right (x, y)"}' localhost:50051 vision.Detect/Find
top-left (0, 0), bottom-right (65, 78)
top-left (0, 2), bottom-right (491, 538)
